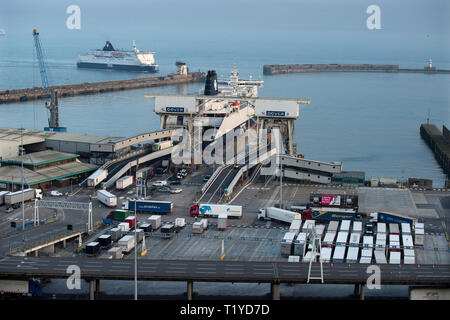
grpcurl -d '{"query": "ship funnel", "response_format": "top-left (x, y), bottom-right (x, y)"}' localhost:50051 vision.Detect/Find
top-left (204, 70), bottom-right (218, 95)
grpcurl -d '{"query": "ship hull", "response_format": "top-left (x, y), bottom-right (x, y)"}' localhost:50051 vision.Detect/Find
top-left (77, 62), bottom-right (159, 73)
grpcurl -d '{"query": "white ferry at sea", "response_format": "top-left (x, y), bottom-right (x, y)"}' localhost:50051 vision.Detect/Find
top-left (77, 41), bottom-right (159, 72)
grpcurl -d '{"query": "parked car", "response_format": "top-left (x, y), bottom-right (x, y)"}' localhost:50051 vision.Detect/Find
top-left (170, 180), bottom-right (181, 185)
top-left (50, 190), bottom-right (63, 197)
top-left (176, 173), bottom-right (184, 180)
top-left (4, 207), bottom-right (14, 213)
top-left (158, 186), bottom-right (171, 193)
top-left (203, 175), bottom-right (211, 182)
top-left (152, 180), bottom-right (168, 187)
top-left (170, 187), bottom-right (182, 194)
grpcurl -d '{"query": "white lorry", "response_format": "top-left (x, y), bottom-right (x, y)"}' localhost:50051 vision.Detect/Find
top-left (190, 203), bottom-right (242, 218)
top-left (5, 188), bottom-right (42, 205)
top-left (258, 207), bottom-right (301, 224)
top-left (118, 235), bottom-right (135, 254)
top-left (116, 176), bottom-right (134, 190)
top-left (97, 190), bottom-right (117, 207)
top-left (87, 169), bottom-right (108, 187)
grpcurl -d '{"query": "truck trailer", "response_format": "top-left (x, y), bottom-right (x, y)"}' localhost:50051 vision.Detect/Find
top-left (116, 175), bottom-right (134, 190)
top-left (0, 279), bottom-right (42, 296)
top-left (97, 190), bottom-right (117, 207)
top-left (258, 207), bottom-right (301, 224)
top-left (372, 211), bottom-right (418, 229)
top-left (190, 204), bottom-right (242, 218)
top-left (303, 208), bottom-right (357, 221)
top-left (118, 235), bottom-right (135, 253)
top-left (5, 188), bottom-right (43, 205)
top-left (0, 190), bottom-right (10, 205)
top-left (126, 200), bottom-right (173, 214)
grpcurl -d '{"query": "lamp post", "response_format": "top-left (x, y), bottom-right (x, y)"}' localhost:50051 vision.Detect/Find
top-left (279, 154), bottom-right (283, 209)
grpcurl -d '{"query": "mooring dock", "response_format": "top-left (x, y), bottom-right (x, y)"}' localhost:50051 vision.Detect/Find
top-left (0, 72), bottom-right (206, 104)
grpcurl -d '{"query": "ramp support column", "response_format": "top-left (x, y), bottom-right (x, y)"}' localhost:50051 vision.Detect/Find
top-left (354, 284), bottom-right (360, 298)
top-left (89, 280), bottom-right (95, 300)
top-left (187, 281), bottom-right (194, 300)
top-left (96, 279), bottom-right (100, 297)
top-left (360, 284), bottom-right (365, 300)
top-left (271, 282), bottom-right (280, 300)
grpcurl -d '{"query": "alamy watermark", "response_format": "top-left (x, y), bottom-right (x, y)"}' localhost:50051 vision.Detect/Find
top-left (366, 5), bottom-right (381, 30)
top-left (66, 264), bottom-right (81, 290)
top-left (66, 5), bottom-right (81, 30)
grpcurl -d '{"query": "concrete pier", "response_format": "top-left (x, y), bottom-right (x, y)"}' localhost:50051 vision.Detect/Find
top-left (420, 124), bottom-right (450, 178)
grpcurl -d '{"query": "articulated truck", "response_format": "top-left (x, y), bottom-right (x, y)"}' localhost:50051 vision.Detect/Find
top-left (369, 211), bottom-right (418, 228)
top-left (189, 204), bottom-right (242, 218)
top-left (5, 188), bottom-right (43, 205)
top-left (125, 200), bottom-right (173, 214)
top-left (258, 207), bottom-right (301, 224)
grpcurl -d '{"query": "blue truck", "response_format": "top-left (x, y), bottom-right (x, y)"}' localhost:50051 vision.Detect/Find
top-left (125, 200), bottom-right (173, 214)
top-left (375, 212), bottom-right (418, 228)
top-left (0, 279), bottom-right (42, 296)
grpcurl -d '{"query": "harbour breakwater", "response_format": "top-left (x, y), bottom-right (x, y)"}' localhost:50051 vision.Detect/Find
top-left (420, 124), bottom-right (450, 178)
top-left (0, 72), bottom-right (206, 104)
top-left (263, 64), bottom-right (450, 75)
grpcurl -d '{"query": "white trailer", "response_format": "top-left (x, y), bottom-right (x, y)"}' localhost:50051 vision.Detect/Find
top-left (118, 222), bottom-right (130, 234)
top-left (359, 256), bottom-right (372, 264)
top-left (402, 234), bottom-right (414, 249)
top-left (97, 190), bottom-right (117, 207)
top-left (116, 175), bottom-right (134, 190)
top-left (289, 219), bottom-right (302, 236)
top-left (148, 215), bottom-right (162, 230)
top-left (349, 233), bottom-right (361, 247)
top-left (87, 169), bottom-right (108, 187)
top-left (281, 232), bottom-right (296, 256)
top-left (389, 223), bottom-right (400, 235)
top-left (175, 218), bottom-right (186, 229)
top-left (346, 247), bottom-right (359, 263)
top-left (118, 235), bottom-right (135, 253)
top-left (200, 218), bottom-right (208, 230)
top-left (389, 251), bottom-right (401, 264)
top-left (322, 232), bottom-right (336, 247)
top-left (302, 251), bottom-right (316, 263)
top-left (258, 207), bottom-right (301, 224)
top-left (377, 222), bottom-right (386, 234)
top-left (415, 223), bottom-right (424, 230)
top-left (336, 231), bottom-right (348, 246)
top-left (302, 220), bottom-right (316, 232)
top-left (401, 223), bottom-right (411, 235)
top-left (327, 221), bottom-right (339, 233)
top-left (192, 222), bottom-right (204, 234)
top-left (414, 228), bottom-right (425, 246)
top-left (340, 220), bottom-right (351, 232)
top-left (0, 190), bottom-right (9, 205)
top-left (315, 225), bottom-right (326, 239)
top-left (375, 233), bottom-right (386, 251)
top-left (320, 247), bottom-right (333, 263)
top-left (332, 246), bottom-right (346, 263)
top-left (288, 256), bottom-right (300, 263)
top-left (5, 188), bottom-right (42, 205)
top-left (361, 248), bottom-right (373, 260)
top-left (404, 249), bottom-right (415, 264)
top-left (293, 232), bottom-right (307, 256)
top-left (363, 236), bottom-right (374, 248)
top-left (389, 234), bottom-right (400, 251)
top-left (152, 140), bottom-right (173, 151)
top-left (196, 204), bottom-right (242, 218)
top-left (217, 214), bottom-right (228, 230)
top-left (352, 221), bottom-right (362, 234)
top-left (107, 247), bottom-right (123, 259)
top-left (374, 250), bottom-right (387, 264)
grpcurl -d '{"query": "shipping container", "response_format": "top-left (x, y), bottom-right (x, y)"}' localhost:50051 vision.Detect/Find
top-left (293, 232), bottom-right (307, 256)
top-left (148, 215), bottom-right (162, 230)
top-left (97, 190), bottom-right (117, 207)
top-left (322, 232), bottom-right (336, 247)
top-left (107, 247), bottom-right (123, 259)
top-left (302, 220), bottom-right (316, 232)
top-left (192, 221), bottom-right (204, 234)
top-left (402, 235), bottom-right (414, 249)
top-left (340, 220), bottom-right (351, 232)
top-left (377, 222), bottom-right (386, 234)
top-left (374, 250), bottom-right (387, 264)
top-left (98, 234), bottom-right (112, 248)
top-left (109, 227), bottom-right (122, 242)
top-left (139, 223), bottom-right (152, 233)
top-left (389, 251), bottom-right (401, 264)
top-left (389, 223), bottom-right (400, 235)
top-left (217, 214), bottom-right (228, 230)
top-left (110, 209), bottom-right (130, 221)
top-left (320, 247), bottom-right (333, 263)
top-left (118, 222), bottom-right (130, 234)
top-left (346, 247), bottom-right (359, 263)
top-left (349, 233), bottom-right (361, 247)
top-left (281, 232), bottom-right (297, 256)
top-left (401, 223), bottom-right (411, 235)
top-left (118, 235), bottom-right (135, 253)
top-left (352, 221), bottom-right (362, 233)
top-left (332, 246), bottom-right (346, 263)
top-left (116, 175), bottom-right (134, 190)
top-left (375, 233), bottom-right (386, 251)
top-left (336, 231), bottom-right (348, 245)
top-left (85, 242), bottom-right (101, 256)
top-left (327, 221), bottom-right (339, 233)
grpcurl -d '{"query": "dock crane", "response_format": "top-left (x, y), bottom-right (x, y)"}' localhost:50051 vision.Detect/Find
top-left (32, 29), bottom-right (66, 132)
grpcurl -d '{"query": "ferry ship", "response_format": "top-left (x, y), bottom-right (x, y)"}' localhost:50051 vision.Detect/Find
top-left (77, 41), bottom-right (159, 72)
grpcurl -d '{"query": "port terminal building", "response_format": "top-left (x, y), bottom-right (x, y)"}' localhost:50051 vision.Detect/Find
top-left (0, 150), bottom-right (97, 191)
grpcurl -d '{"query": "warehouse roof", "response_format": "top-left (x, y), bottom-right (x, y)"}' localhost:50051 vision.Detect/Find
top-left (0, 160), bottom-right (97, 185)
top-left (0, 150), bottom-right (79, 166)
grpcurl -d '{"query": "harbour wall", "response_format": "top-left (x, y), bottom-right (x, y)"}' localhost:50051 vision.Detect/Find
top-left (420, 124), bottom-right (450, 178)
top-left (263, 64), bottom-right (450, 75)
top-left (0, 72), bottom-right (206, 104)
